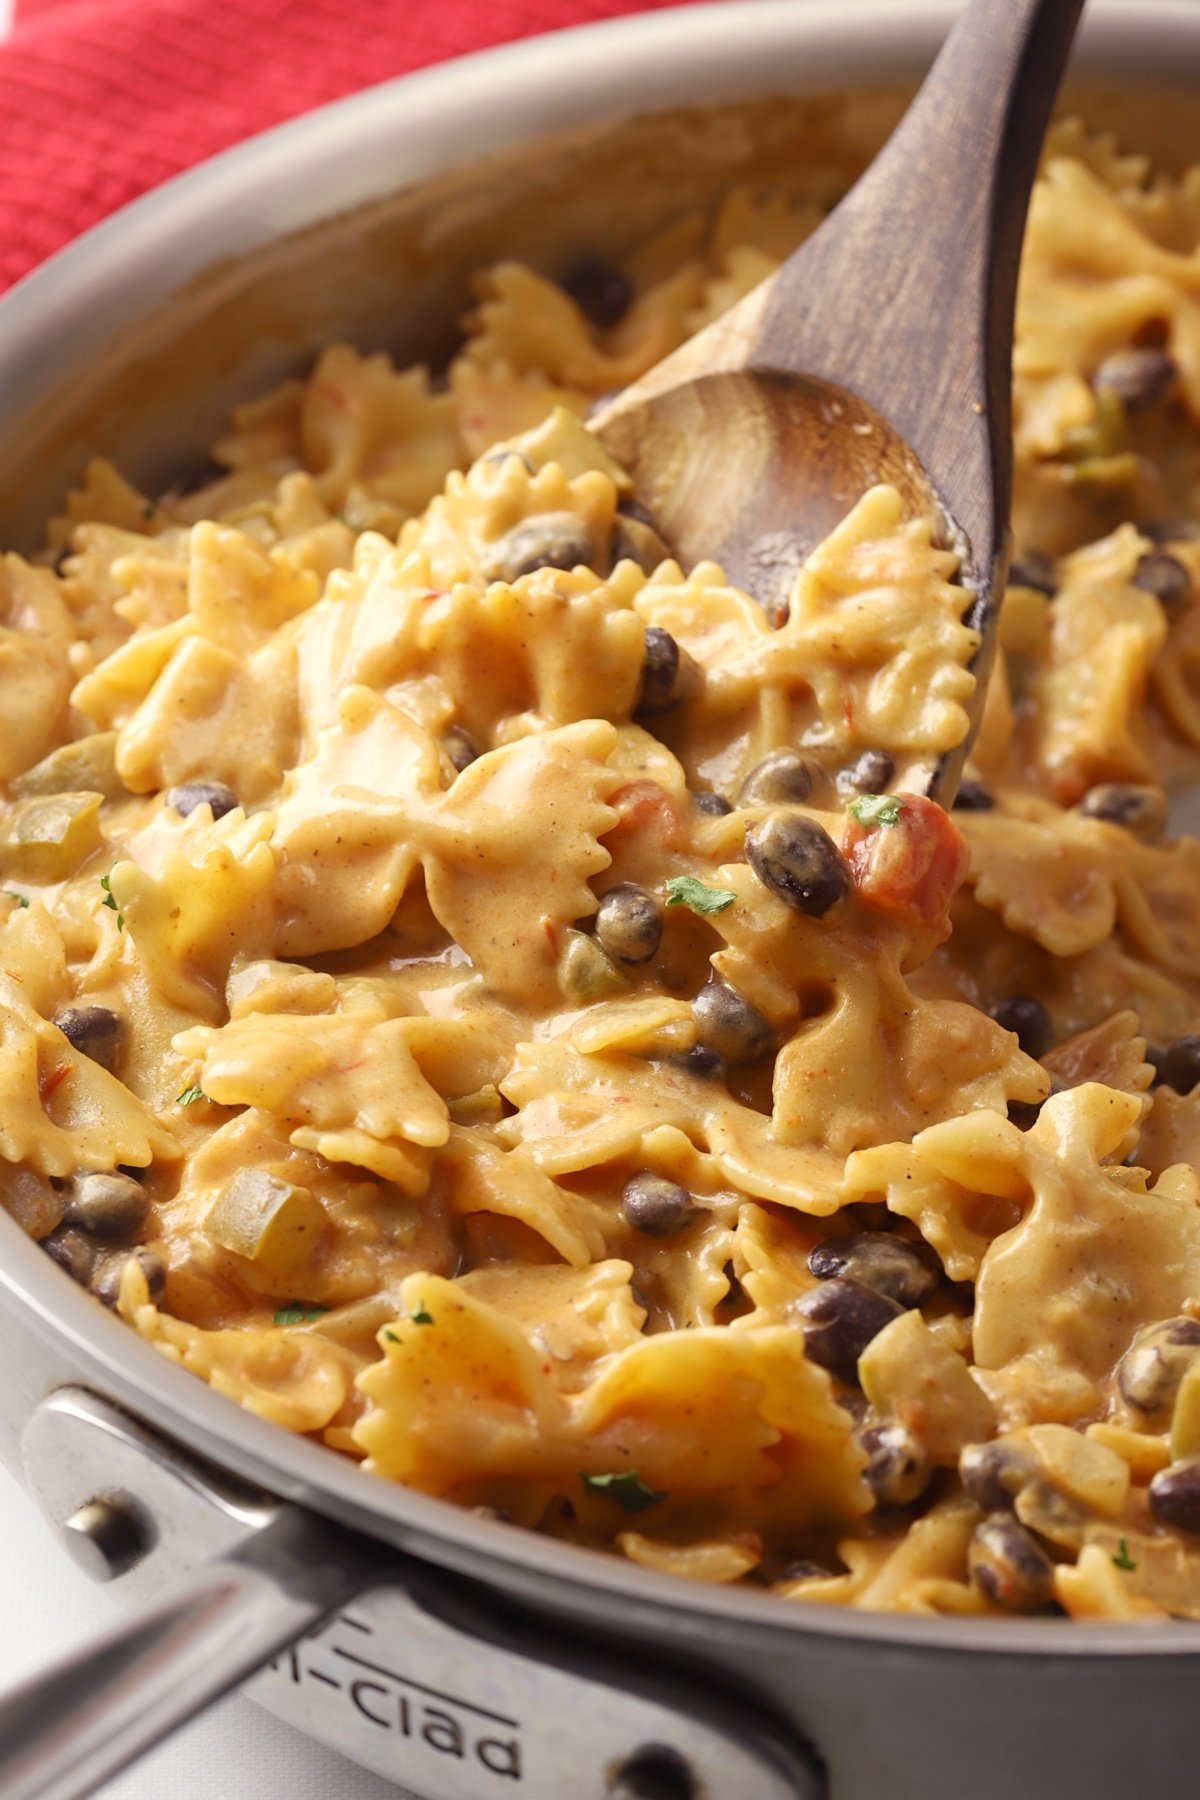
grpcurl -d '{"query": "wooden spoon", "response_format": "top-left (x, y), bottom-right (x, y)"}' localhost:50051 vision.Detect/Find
top-left (593, 0), bottom-right (1086, 801)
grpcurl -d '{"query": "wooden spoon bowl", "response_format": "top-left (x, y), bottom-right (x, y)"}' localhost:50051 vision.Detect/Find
top-left (594, 0), bottom-right (1086, 802)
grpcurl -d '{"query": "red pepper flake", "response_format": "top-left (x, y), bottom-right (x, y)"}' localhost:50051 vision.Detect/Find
top-left (39, 1062), bottom-right (71, 1103)
top-left (314, 380), bottom-right (348, 411)
top-left (541, 915), bottom-right (559, 950)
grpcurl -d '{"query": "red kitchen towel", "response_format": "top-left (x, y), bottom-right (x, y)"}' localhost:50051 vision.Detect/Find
top-left (0, 0), bottom-right (711, 294)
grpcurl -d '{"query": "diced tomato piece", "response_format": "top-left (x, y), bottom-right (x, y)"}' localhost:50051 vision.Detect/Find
top-left (605, 780), bottom-right (685, 852)
top-left (843, 792), bottom-right (970, 933)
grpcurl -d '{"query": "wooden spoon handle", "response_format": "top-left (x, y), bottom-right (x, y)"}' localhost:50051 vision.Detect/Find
top-left (750, 0), bottom-right (1086, 566)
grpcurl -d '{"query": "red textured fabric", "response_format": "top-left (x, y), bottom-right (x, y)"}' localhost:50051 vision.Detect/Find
top-left (0, 0), bottom-right (707, 294)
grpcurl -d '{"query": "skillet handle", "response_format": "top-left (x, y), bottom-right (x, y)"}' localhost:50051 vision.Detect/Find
top-left (0, 1504), bottom-right (378, 1800)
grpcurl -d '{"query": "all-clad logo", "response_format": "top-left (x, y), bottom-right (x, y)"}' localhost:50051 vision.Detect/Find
top-left (268, 1613), bottom-right (523, 1783)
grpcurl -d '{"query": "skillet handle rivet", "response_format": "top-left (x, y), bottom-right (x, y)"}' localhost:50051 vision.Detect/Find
top-left (61, 1496), bottom-right (150, 1582)
top-left (609, 1746), bottom-right (696, 1800)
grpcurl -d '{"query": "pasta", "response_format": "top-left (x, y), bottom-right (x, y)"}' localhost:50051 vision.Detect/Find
top-left (8, 116), bottom-right (1200, 1621)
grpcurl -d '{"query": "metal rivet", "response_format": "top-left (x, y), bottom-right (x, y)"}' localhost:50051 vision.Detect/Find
top-left (608, 1746), bottom-right (696, 1800)
top-left (61, 1496), bottom-right (150, 1582)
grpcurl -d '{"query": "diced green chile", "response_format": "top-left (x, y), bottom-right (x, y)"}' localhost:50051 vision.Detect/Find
top-left (621, 1172), bottom-right (695, 1236)
top-left (558, 930), bottom-right (627, 1003)
top-left (807, 1231), bottom-right (938, 1308)
top-left (63, 1171), bottom-right (150, 1240)
top-left (745, 812), bottom-right (851, 918)
top-left (52, 1004), bottom-right (124, 1072)
top-left (795, 1277), bottom-right (904, 1384)
top-left (692, 979), bottom-right (773, 1065)
top-left (737, 749), bottom-right (815, 807)
top-left (595, 884), bottom-right (663, 965)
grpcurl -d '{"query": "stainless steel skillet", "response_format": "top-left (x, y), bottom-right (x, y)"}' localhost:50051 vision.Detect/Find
top-left (1, 5), bottom-right (1200, 1795)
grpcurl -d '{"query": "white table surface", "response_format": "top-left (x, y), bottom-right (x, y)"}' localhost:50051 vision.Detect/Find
top-left (0, 1458), bottom-right (404, 1798)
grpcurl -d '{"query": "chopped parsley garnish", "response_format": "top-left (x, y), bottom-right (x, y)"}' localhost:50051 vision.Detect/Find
top-left (663, 875), bottom-right (736, 917)
top-left (848, 793), bottom-right (906, 829)
top-left (141, 499), bottom-right (157, 520)
top-left (410, 1300), bottom-right (434, 1325)
top-left (1112, 1538), bottom-right (1138, 1572)
top-left (5, 891), bottom-right (29, 908)
top-left (99, 875), bottom-right (124, 931)
top-left (580, 1471), bottom-right (667, 1514)
top-left (274, 1304), bottom-right (328, 1326)
top-left (382, 1329), bottom-right (401, 1345)
top-left (175, 1084), bottom-right (206, 1106)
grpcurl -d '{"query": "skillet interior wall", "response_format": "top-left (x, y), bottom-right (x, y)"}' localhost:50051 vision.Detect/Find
top-left (0, 78), bottom-right (1194, 554)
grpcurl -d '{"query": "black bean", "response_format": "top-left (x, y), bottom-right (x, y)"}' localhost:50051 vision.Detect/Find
top-left (1164, 1034), bottom-right (1200, 1095)
top-left (621, 1172), bottom-right (695, 1236)
top-left (1078, 782), bottom-right (1167, 838)
top-left (959, 1439), bottom-right (1037, 1512)
top-left (595, 884), bottom-right (663, 965)
top-left (62, 1171), bottom-right (150, 1240)
top-left (41, 1227), bottom-right (100, 1286)
top-left (52, 1005), bottom-right (124, 1072)
top-left (481, 448), bottom-right (534, 473)
top-left (968, 1514), bottom-right (1056, 1612)
top-left (737, 749), bottom-right (816, 808)
top-left (795, 1277), bottom-right (904, 1384)
top-left (1145, 517), bottom-right (1200, 546)
top-left (637, 627), bottom-right (693, 715)
top-left (91, 1244), bottom-right (167, 1309)
top-left (1149, 1460), bottom-right (1200, 1533)
top-left (953, 776), bottom-right (996, 812)
top-left (692, 979), bottom-right (773, 1066)
top-left (776, 1559), bottom-right (836, 1583)
top-left (835, 749), bottom-right (895, 800)
top-left (166, 781), bottom-right (238, 820)
top-left (563, 258), bottom-right (634, 330)
top-left (1008, 550), bottom-right (1057, 596)
top-left (745, 812), bottom-right (851, 918)
top-left (1092, 346), bottom-right (1178, 413)
top-left (808, 1231), bottom-right (938, 1309)
top-left (692, 791), bottom-right (732, 817)
top-left (481, 513), bottom-right (594, 584)
top-left (442, 726), bottom-right (479, 774)
top-left (860, 1421), bottom-right (930, 1508)
top-left (670, 1043), bottom-right (726, 1082)
top-left (618, 498), bottom-right (658, 529)
top-left (1117, 1317), bottom-right (1200, 1413)
top-left (1132, 551), bottom-right (1192, 614)
top-left (990, 995), bottom-right (1053, 1059)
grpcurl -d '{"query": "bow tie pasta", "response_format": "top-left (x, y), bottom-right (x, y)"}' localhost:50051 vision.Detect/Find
top-left (9, 116), bottom-right (1200, 1621)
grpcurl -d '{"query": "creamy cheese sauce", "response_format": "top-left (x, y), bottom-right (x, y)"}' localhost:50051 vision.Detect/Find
top-left (5, 122), bottom-right (1200, 1616)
